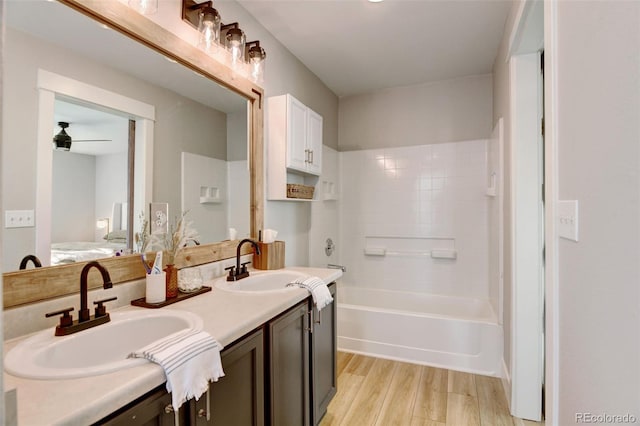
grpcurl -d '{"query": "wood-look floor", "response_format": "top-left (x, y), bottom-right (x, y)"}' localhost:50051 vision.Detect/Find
top-left (320, 352), bottom-right (544, 426)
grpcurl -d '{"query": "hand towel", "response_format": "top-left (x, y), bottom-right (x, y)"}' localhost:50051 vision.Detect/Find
top-left (128, 329), bottom-right (225, 411)
top-left (287, 276), bottom-right (333, 311)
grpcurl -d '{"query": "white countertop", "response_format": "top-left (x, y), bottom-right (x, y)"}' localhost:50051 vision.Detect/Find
top-left (3, 267), bottom-right (342, 426)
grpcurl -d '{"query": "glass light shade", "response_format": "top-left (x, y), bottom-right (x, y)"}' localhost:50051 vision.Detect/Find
top-left (225, 28), bottom-right (246, 69)
top-left (128, 0), bottom-right (158, 15)
top-left (197, 7), bottom-right (220, 54)
top-left (248, 45), bottom-right (266, 84)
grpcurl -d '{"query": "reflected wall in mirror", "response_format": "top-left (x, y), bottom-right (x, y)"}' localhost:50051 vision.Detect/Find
top-left (2, 0), bottom-right (250, 272)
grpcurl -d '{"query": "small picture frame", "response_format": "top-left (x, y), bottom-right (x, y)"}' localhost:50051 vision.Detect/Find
top-left (150, 202), bottom-right (169, 234)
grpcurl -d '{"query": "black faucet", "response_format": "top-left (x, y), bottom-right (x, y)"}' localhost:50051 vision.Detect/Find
top-left (45, 260), bottom-right (117, 336)
top-left (19, 254), bottom-right (42, 270)
top-left (226, 238), bottom-right (261, 281)
top-left (79, 261), bottom-right (113, 322)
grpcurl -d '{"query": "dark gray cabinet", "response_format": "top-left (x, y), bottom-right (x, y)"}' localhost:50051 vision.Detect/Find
top-left (97, 330), bottom-right (264, 426)
top-left (267, 282), bottom-right (337, 426)
top-left (193, 328), bottom-right (265, 426)
top-left (267, 301), bottom-right (311, 426)
top-left (311, 282), bottom-right (337, 425)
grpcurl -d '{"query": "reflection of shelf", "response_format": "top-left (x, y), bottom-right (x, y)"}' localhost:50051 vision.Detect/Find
top-left (200, 197), bottom-right (222, 204)
top-left (486, 172), bottom-right (497, 197)
top-left (200, 186), bottom-right (221, 204)
top-left (322, 180), bottom-right (338, 201)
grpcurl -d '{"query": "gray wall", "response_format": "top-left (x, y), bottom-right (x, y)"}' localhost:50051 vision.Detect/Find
top-left (338, 74), bottom-right (493, 151)
top-left (555, 1), bottom-right (640, 422)
top-left (216, 0), bottom-right (340, 266)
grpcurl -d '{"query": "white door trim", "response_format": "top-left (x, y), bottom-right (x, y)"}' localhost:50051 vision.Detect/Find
top-left (509, 52), bottom-right (544, 421)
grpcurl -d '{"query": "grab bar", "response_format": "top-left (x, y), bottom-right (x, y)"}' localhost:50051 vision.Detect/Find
top-left (327, 264), bottom-right (346, 272)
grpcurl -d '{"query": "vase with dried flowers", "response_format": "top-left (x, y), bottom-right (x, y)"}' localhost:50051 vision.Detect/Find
top-left (163, 211), bottom-right (200, 298)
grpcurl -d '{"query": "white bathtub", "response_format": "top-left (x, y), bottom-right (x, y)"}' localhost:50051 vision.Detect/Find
top-left (337, 287), bottom-right (503, 376)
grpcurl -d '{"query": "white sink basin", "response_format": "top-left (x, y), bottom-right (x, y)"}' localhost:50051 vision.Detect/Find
top-left (5, 309), bottom-right (202, 380)
top-left (214, 270), bottom-right (308, 293)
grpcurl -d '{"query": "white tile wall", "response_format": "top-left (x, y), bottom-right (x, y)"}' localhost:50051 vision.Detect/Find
top-left (339, 139), bottom-right (489, 299)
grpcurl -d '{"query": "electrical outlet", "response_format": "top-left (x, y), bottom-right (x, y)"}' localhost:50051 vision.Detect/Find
top-left (558, 200), bottom-right (579, 242)
top-left (5, 210), bottom-right (35, 228)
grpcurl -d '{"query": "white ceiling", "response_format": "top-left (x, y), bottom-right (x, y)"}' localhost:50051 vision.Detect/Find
top-left (236, 0), bottom-right (512, 97)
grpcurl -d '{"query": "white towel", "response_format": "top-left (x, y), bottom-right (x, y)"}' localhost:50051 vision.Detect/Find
top-left (129, 329), bottom-right (225, 410)
top-left (287, 276), bottom-right (333, 311)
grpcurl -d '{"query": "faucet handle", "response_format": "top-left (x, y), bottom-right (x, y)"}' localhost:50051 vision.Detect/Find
top-left (224, 265), bottom-right (236, 279)
top-left (240, 261), bottom-right (252, 274)
top-left (93, 296), bottom-right (117, 318)
top-left (45, 307), bottom-right (74, 328)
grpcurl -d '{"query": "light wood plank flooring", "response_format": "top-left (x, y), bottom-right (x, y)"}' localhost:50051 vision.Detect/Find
top-left (320, 352), bottom-right (545, 426)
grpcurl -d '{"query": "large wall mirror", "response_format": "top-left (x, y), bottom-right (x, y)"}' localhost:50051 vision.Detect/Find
top-left (2, 0), bottom-right (264, 307)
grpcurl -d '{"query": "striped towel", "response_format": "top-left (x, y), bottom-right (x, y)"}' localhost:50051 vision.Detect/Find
top-left (128, 329), bottom-right (224, 411)
top-left (287, 276), bottom-right (333, 311)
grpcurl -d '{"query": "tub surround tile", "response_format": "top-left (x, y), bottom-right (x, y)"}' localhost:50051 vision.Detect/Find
top-left (340, 139), bottom-right (489, 299)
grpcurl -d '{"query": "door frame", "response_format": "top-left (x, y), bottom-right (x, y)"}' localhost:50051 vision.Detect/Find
top-left (506, 0), bottom-right (546, 421)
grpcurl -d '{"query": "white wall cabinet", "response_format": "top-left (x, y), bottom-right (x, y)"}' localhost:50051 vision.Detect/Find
top-left (268, 94), bottom-right (323, 200)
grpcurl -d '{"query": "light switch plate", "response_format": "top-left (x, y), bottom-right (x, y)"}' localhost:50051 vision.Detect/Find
top-left (558, 200), bottom-right (579, 242)
top-left (5, 210), bottom-right (35, 228)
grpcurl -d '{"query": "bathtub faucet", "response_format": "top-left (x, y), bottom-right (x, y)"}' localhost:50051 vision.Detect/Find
top-left (328, 264), bottom-right (346, 273)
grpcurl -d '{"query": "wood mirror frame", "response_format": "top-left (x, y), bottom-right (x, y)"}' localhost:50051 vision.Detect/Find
top-left (2, 0), bottom-right (264, 308)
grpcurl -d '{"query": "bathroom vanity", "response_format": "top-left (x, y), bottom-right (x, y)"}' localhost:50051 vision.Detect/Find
top-left (3, 267), bottom-right (340, 425)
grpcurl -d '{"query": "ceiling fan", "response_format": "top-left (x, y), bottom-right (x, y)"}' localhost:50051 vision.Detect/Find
top-left (53, 121), bottom-right (112, 151)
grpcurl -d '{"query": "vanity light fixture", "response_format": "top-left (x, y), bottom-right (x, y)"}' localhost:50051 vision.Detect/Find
top-left (182, 0), bottom-right (221, 54)
top-left (181, 2), bottom-right (267, 84)
top-left (246, 41), bottom-right (266, 84)
top-left (128, 0), bottom-right (158, 15)
top-left (222, 22), bottom-right (246, 70)
top-left (53, 122), bottom-right (72, 151)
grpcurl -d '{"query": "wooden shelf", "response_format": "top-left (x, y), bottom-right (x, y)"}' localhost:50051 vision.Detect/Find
top-left (131, 285), bottom-right (211, 308)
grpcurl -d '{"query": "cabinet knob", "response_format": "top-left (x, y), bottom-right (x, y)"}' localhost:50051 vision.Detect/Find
top-left (164, 404), bottom-right (174, 414)
top-left (198, 408), bottom-right (207, 418)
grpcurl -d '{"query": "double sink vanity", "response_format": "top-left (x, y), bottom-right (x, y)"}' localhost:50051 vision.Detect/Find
top-left (4, 266), bottom-right (341, 425)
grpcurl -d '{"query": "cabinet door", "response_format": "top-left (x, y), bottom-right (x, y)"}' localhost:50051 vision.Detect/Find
top-left (306, 109), bottom-right (323, 176)
top-left (311, 283), bottom-right (337, 425)
top-left (96, 386), bottom-right (178, 426)
top-left (268, 302), bottom-right (310, 426)
top-left (193, 329), bottom-right (264, 426)
top-left (286, 95), bottom-right (309, 173)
